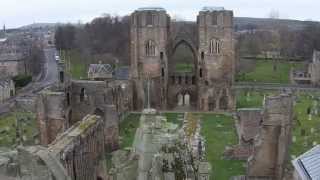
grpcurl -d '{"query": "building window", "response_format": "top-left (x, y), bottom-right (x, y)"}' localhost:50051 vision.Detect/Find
top-left (160, 52), bottom-right (164, 60)
top-left (192, 76), bottom-right (196, 85)
top-left (178, 76), bottom-right (182, 84)
top-left (201, 51), bottom-right (204, 60)
top-left (212, 13), bottom-right (218, 25)
top-left (199, 68), bottom-right (203, 78)
top-left (171, 76), bottom-right (175, 84)
top-left (161, 67), bottom-right (165, 77)
top-left (145, 40), bottom-right (156, 56)
top-left (59, 71), bottom-right (64, 83)
top-left (209, 39), bottom-right (221, 54)
top-left (67, 92), bottom-right (70, 106)
top-left (80, 88), bottom-right (85, 102)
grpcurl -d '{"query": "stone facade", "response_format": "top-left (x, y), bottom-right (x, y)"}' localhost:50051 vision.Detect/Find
top-left (309, 50), bottom-right (320, 86)
top-left (225, 108), bottom-right (262, 160)
top-left (0, 39), bottom-right (26, 77)
top-left (36, 90), bottom-right (67, 145)
top-left (0, 78), bottom-right (15, 103)
top-left (130, 7), bottom-right (235, 112)
top-left (37, 56), bottom-right (132, 151)
top-left (3, 114), bottom-right (106, 180)
top-left (247, 94), bottom-right (293, 180)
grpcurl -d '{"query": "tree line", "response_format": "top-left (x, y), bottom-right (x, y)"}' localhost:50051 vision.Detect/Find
top-left (237, 22), bottom-right (320, 60)
top-left (55, 14), bottom-right (130, 64)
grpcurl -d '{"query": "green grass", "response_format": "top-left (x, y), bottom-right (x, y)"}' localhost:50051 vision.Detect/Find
top-left (175, 63), bottom-right (194, 73)
top-left (200, 113), bottom-right (245, 180)
top-left (119, 113), bottom-right (141, 149)
top-left (290, 93), bottom-right (320, 158)
top-left (236, 60), bottom-right (304, 83)
top-left (62, 50), bottom-right (88, 79)
top-left (0, 112), bottom-right (37, 147)
top-left (236, 89), bottom-right (276, 109)
top-left (164, 112), bottom-right (184, 127)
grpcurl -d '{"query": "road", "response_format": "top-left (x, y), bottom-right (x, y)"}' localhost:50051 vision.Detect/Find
top-left (0, 48), bottom-right (58, 114)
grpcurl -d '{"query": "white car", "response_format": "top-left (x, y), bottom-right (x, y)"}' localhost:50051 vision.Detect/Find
top-left (55, 55), bottom-right (60, 61)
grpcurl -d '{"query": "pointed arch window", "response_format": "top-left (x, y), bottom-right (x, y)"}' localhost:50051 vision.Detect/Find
top-left (209, 38), bottom-right (222, 54)
top-left (145, 40), bottom-right (156, 56)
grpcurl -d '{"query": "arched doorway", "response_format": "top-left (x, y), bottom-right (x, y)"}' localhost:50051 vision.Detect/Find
top-left (167, 39), bottom-right (198, 110)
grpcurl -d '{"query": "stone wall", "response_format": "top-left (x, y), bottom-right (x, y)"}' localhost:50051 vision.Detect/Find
top-left (247, 94), bottom-right (293, 180)
top-left (130, 7), bottom-right (235, 111)
top-left (36, 90), bottom-right (67, 145)
top-left (49, 115), bottom-right (106, 180)
top-left (7, 115), bottom-right (106, 180)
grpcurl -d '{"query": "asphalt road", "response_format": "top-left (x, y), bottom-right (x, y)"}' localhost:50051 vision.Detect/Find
top-left (0, 48), bottom-right (58, 114)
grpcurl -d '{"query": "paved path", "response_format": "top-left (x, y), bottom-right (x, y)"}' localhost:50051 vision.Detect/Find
top-left (234, 82), bottom-right (320, 91)
top-left (0, 48), bottom-right (58, 115)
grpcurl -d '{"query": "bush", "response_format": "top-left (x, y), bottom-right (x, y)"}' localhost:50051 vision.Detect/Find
top-left (13, 75), bottom-right (32, 88)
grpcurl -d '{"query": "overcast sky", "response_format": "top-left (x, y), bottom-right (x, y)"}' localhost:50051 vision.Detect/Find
top-left (1, 0), bottom-right (320, 28)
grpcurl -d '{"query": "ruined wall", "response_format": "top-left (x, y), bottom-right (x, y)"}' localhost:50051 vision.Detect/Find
top-left (36, 90), bottom-right (67, 145)
top-left (15, 115), bottom-right (106, 180)
top-left (130, 7), bottom-right (236, 112)
top-left (49, 115), bottom-right (106, 180)
top-left (247, 94), bottom-right (293, 180)
top-left (197, 9), bottom-right (235, 112)
top-left (225, 108), bottom-right (262, 160)
top-left (130, 8), bottom-right (169, 110)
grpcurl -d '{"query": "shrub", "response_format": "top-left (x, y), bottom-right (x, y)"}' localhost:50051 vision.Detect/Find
top-left (12, 75), bottom-right (32, 88)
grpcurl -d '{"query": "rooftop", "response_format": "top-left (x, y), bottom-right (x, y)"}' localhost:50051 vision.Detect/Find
top-left (137, 7), bottom-right (166, 11)
top-left (292, 145), bottom-right (320, 180)
top-left (201, 6), bottom-right (225, 12)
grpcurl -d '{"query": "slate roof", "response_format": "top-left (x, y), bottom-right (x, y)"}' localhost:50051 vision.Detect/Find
top-left (114, 66), bottom-right (130, 80)
top-left (292, 145), bottom-right (320, 180)
top-left (88, 64), bottom-right (113, 75)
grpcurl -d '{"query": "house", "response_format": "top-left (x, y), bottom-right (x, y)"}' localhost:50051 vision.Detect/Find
top-left (0, 78), bottom-right (15, 103)
top-left (87, 63), bottom-right (113, 80)
top-left (292, 145), bottom-right (320, 180)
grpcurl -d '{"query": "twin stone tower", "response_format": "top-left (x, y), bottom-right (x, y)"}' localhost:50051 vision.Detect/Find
top-left (130, 7), bottom-right (235, 112)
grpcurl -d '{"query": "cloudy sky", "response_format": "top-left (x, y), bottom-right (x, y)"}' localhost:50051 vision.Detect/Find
top-left (1, 0), bottom-right (319, 28)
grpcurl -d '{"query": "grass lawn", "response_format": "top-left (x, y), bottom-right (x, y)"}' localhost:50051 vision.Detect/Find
top-left (236, 60), bottom-right (304, 83)
top-left (236, 89), bottom-right (276, 109)
top-left (119, 113), bottom-right (141, 149)
top-left (62, 50), bottom-right (88, 80)
top-left (163, 112), bottom-right (184, 127)
top-left (119, 113), bottom-right (185, 149)
top-left (200, 113), bottom-right (245, 180)
top-left (0, 112), bottom-right (37, 147)
top-left (175, 63), bottom-right (194, 73)
top-left (290, 92), bottom-right (320, 158)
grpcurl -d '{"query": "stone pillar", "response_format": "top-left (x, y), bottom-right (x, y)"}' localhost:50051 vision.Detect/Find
top-left (105, 105), bottom-right (119, 151)
top-left (36, 91), bottom-right (66, 145)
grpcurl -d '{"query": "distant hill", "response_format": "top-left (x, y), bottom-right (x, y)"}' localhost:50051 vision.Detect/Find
top-left (16, 17), bottom-right (320, 32)
top-left (234, 17), bottom-right (320, 31)
top-left (19, 23), bottom-right (59, 30)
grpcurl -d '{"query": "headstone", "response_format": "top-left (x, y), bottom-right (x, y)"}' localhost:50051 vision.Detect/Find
top-left (311, 128), bottom-right (315, 133)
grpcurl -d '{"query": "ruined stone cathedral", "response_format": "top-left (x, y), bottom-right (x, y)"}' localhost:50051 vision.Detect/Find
top-left (130, 7), bottom-right (235, 112)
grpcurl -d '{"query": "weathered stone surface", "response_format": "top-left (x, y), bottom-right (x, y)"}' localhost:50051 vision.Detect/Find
top-left (247, 94), bottom-right (293, 180)
top-left (130, 7), bottom-right (235, 112)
